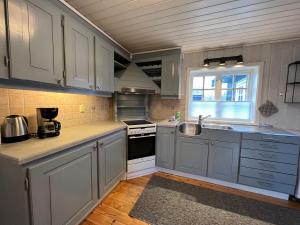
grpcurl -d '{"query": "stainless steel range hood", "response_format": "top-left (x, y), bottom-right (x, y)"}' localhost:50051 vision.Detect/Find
top-left (115, 63), bottom-right (160, 94)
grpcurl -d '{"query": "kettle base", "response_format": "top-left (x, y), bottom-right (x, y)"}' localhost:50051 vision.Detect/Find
top-left (2, 134), bottom-right (29, 143)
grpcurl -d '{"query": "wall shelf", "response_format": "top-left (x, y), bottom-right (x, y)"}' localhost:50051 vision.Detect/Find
top-left (285, 61), bottom-right (300, 103)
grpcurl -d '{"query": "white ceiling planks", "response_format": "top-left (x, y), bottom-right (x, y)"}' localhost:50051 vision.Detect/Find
top-left (65, 0), bottom-right (300, 53)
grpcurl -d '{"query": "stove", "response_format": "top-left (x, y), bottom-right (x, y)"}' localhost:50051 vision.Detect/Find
top-left (123, 120), bottom-right (157, 179)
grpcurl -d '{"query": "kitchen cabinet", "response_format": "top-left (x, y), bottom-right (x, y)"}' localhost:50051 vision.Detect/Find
top-left (64, 15), bottom-right (94, 89)
top-left (98, 130), bottom-right (126, 198)
top-left (0, 0), bottom-right (7, 78)
top-left (95, 36), bottom-right (114, 92)
top-left (207, 141), bottom-right (240, 183)
top-left (28, 142), bottom-right (98, 225)
top-left (8, 0), bottom-right (64, 84)
top-left (239, 133), bottom-right (300, 194)
top-left (156, 127), bottom-right (176, 169)
top-left (175, 136), bottom-right (209, 176)
top-left (161, 54), bottom-right (181, 97)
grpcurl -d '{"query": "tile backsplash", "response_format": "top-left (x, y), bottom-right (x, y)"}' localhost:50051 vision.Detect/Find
top-left (0, 88), bottom-right (113, 133)
top-left (149, 94), bottom-right (185, 120)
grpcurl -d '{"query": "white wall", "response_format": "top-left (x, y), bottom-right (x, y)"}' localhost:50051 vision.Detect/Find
top-left (182, 39), bottom-right (300, 131)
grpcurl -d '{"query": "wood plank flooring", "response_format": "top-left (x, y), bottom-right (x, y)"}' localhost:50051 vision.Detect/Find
top-left (81, 172), bottom-right (300, 225)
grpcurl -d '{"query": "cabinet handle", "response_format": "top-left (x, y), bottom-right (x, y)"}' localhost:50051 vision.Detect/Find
top-left (258, 162), bottom-right (276, 170)
top-left (257, 180), bottom-right (273, 188)
top-left (4, 56), bottom-right (9, 67)
top-left (56, 79), bottom-right (62, 85)
top-left (258, 172), bottom-right (275, 180)
top-left (171, 63), bottom-right (175, 77)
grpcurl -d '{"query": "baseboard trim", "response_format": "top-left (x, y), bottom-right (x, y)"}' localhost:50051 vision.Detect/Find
top-left (156, 167), bottom-right (289, 200)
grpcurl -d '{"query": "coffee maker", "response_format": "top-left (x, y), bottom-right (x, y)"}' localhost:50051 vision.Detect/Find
top-left (37, 108), bottom-right (61, 138)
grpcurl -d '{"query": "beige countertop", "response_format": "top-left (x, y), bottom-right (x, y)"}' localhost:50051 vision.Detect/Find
top-left (0, 121), bottom-right (126, 165)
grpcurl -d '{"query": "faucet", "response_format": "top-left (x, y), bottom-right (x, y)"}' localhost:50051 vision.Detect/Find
top-left (198, 115), bottom-right (211, 125)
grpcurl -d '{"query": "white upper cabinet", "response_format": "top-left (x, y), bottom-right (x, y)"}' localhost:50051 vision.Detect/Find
top-left (95, 36), bottom-right (114, 93)
top-left (0, 0), bottom-right (8, 79)
top-left (8, 0), bottom-right (63, 84)
top-left (64, 15), bottom-right (94, 89)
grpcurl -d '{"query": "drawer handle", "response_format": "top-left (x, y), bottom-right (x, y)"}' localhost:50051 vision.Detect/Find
top-left (258, 162), bottom-right (276, 170)
top-left (257, 180), bottom-right (273, 188)
top-left (259, 143), bottom-right (277, 149)
top-left (258, 152), bottom-right (276, 159)
top-left (258, 172), bottom-right (275, 180)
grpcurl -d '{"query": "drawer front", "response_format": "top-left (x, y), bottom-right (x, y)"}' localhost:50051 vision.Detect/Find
top-left (242, 139), bottom-right (299, 155)
top-left (240, 158), bottom-right (298, 175)
top-left (239, 167), bottom-right (297, 185)
top-left (242, 133), bottom-right (300, 145)
top-left (239, 176), bottom-right (295, 194)
top-left (241, 148), bottom-right (298, 164)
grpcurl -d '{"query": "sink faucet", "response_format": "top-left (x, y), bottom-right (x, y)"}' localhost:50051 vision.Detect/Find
top-left (198, 115), bottom-right (211, 125)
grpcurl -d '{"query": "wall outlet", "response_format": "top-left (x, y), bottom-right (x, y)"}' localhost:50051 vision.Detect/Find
top-left (79, 105), bottom-right (85, 113)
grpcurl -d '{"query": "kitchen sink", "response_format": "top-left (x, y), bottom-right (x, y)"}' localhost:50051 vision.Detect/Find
top-left (202, 124), bottom-right (233, 130)
top-left (179, 123), bottom-right (202, 136)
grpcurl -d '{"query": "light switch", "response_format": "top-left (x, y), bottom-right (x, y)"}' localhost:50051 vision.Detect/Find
top-left (79, 105), bottom-right (85, 113)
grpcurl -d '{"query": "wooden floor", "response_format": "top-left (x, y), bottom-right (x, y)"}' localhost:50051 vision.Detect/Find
top-left (81, 172), bottom-right (300, 225)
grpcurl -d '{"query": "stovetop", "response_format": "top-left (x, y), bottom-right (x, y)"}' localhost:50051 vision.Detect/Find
top-left (123, 120), bottom-right (153, 126)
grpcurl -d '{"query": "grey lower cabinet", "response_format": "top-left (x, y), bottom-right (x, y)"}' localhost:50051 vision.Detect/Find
top-left (98, 130), bottom-right (126, 198)
top-left (0, 0), bottom-right (8, 78)
top-left (207, 141), bottom-right (240, 183)
top-left (28, 142), bottom-right (98, 225)
top-left (95, 36), bottom-right (114, 93)
top-left (161, 54), bottom-right (181, 98)
top-left (64, 15), bottom-right (95, 89)
top-left (156, 127), bottom-right (176, 169)
top-left (175, 136), bottom-right (209, 176)
top-left (8, 0), bottom-right (64, 84)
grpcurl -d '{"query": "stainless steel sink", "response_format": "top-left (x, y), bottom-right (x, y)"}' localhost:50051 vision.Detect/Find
top-left (202, 124), bottom-right (233, 130)
top-left (179, 123), bottom-right (202, 136)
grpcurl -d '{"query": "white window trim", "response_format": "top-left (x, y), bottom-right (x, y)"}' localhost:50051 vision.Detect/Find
top-left (185, 63), bottom-right (264, 125)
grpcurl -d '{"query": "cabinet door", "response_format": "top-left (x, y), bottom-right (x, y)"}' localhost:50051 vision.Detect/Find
top-left (28, 142), bottom-right (98, 225)
top-left (98, 131), bottom-right (126, 198)
top-left (156, 127), bottom-right (176, 169)
top-left (8, 0), bottom-right (63, 84)
top-left (0, 0), bottom-right (7, 78)
top-left (95, 36), bottom-right (114, 92)
top-left (64, 15), bottom-right (94, 89)
top-left (175, 137), bottom-right (209, 176)
top-left (208, 141), bottom-right (240, 183)
top-left (161, 54), bottom-right (181, 97)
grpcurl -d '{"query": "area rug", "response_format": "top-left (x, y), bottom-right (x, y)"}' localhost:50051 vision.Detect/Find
top-left (129, 175), bottom-right (300, 225)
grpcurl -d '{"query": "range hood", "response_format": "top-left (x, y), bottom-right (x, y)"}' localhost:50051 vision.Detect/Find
top-left (115, 63), bottom-right (160, 94)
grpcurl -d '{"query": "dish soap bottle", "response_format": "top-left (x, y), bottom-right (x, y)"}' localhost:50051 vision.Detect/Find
top-left (175, 111), bottom-right (181, 122)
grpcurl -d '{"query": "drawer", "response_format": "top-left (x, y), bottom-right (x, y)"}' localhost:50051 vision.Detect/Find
top-left (242, 139), bottom-right (299, 155)
top-left (241, 149), bottom-right (298, 164)
top-left (239, 167), bottom-right (297, 185)
top-left (240, 158), bottom-right (298, 175)
top-left (242, 133), bottom-right (300, 145)
top-left (238, 176), bottom-right (295, 194)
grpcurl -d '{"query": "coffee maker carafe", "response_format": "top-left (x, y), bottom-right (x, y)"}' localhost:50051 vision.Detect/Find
top-left (37, 108), bottom-right (61, 138)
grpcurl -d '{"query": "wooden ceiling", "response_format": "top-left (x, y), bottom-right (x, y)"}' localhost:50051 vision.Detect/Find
top-left (65, 0), bottom-right (300, 53)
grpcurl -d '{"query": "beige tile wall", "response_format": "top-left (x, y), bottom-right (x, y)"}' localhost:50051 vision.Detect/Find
top-left (0, 88), bottom-right (113, 133)
top-left (149, 94), bottom-right (185, 121)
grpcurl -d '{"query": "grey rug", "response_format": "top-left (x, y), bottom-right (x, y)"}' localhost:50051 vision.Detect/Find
top-left (129, 175), bottom-right (300, 225)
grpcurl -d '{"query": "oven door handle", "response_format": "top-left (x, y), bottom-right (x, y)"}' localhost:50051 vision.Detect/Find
top-left (129, 134), bottom-right (156, 139)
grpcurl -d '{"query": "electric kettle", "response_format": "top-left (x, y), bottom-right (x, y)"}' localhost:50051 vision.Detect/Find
top-left (1, 115), bottom-right (29, 143)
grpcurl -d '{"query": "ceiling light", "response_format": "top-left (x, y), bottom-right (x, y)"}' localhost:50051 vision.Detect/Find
top-left (203, 58), bottom-right (209, 67)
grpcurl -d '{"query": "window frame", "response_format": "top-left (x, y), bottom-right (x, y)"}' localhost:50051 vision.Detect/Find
top-left (187, 65), bottom-right (262, 124)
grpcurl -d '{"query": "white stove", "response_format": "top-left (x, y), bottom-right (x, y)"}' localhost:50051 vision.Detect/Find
top-left (122, 120), bottom-right (157, 179)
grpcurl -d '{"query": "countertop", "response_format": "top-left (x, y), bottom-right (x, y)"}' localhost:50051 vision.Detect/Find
top-left (154, 120), bottom-right (300, 137)
top-left (0, 121), bottom-right (126, 165)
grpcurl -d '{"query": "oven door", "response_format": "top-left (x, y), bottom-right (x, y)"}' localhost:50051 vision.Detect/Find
top-left (128, 133), bottom-right (156, 160)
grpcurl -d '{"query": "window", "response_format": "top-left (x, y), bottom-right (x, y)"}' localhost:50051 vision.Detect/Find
top-left (188, 66), bottom-right (259, 123)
